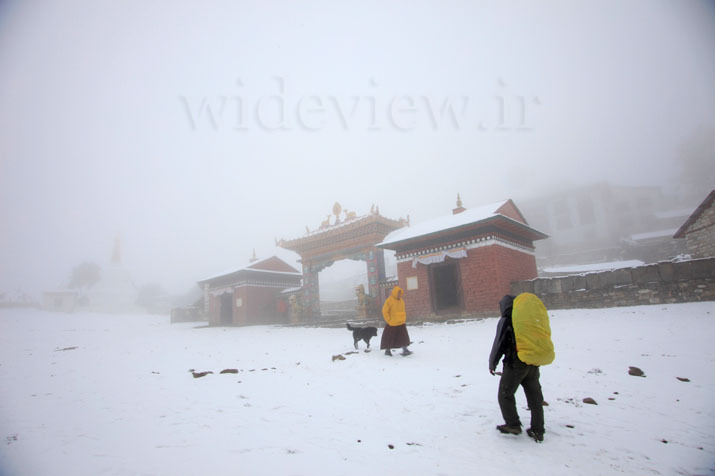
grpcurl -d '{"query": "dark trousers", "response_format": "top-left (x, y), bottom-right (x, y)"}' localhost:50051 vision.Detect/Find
top-left (498, 359), bottom-right (544, 432)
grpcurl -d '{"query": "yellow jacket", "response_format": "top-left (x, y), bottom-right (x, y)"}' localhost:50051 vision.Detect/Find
top-left (382, 286), bottom-right (406, 326)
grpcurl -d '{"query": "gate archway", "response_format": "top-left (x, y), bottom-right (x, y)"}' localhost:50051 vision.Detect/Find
top-left (278, 203), bottom-right (407, 320)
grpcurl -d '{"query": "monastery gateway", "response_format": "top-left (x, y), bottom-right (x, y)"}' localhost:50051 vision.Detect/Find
top-left (199, 197), bottom-right (548, 325)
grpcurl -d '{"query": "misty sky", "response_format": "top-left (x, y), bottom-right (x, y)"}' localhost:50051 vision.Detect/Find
top-left (1, 1), bottom-right (714, 296)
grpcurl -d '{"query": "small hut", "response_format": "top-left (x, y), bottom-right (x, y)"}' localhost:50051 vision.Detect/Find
top-left (198, 251), bottom-right (302, 326)
top-left (377, 196), bottom-right (548, 318)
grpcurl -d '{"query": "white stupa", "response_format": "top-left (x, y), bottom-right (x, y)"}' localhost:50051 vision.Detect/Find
top-left (87, 236), bottom-right (138, 313)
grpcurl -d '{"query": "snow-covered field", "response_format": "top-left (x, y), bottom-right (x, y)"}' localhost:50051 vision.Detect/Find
top-left (1, 303), bottom-right (714, 476)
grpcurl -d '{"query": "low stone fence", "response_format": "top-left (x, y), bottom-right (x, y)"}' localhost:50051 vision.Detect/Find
top-left (170, 306), bottom-right (205, 323)
top-left (511, 257), bottom-right (715, 309)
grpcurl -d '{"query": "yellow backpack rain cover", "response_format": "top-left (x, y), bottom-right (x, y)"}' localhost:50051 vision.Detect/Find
top-left (512, 293), bottom-right (555, 366)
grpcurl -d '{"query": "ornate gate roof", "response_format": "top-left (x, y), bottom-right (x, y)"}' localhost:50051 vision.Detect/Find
top-left (278, 204), bottom-right (407, 262)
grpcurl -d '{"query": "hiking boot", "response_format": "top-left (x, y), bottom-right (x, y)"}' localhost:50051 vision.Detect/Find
top-left (496, 424), bottom-right (522, 435)
top-left (526, 428), bottom-right (544, 442)
top-left (384, 349), bottom-right (393, 356)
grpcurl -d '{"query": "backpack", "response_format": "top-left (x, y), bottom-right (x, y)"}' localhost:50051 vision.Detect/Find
top-left (512, 293), bottom-right (555, 366)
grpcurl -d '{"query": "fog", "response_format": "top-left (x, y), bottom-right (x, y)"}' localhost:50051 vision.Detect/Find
top-left (1, 1), bottom-right (714, 299)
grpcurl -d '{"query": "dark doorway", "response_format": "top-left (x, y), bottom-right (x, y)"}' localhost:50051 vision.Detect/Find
top-left (220, 293), bottom-right (234, 325)
top-left (430, 261), bottom-right (462, 312)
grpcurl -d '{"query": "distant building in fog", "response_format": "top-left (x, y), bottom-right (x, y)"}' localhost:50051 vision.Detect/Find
top-left (518, 182), bottom-right (689, 267)
top-left (1, 289), bottom-right (38, 309)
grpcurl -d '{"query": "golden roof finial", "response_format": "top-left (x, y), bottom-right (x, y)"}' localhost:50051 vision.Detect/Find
top-left (332, 202), bottom-right (343, 225)
top-left (456, 193), bottom-right (463, 208)
top-left (250, 248), bottom-right (258, 262)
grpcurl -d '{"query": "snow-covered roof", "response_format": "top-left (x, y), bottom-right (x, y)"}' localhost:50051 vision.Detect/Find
top-left (378, 199), bottom-right (546, 247)
top-left (198, 249), bottom-right (302, 283)
top-left (541, 260), bottom-right (645, 274)
top-left (280, 287), bottom-right (302, 294)
top-left (301, 214), bottom-right (368, 238)
top-left (379, 200), bottom-right (508, 246)
top-left (652, 209), bottom-right (692, 220)
top-left (42, 289), bottom-right (78, 295)
top-left (630, 228), bottom-right (679, 241)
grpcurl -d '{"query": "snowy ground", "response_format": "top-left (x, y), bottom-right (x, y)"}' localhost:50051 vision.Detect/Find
top-left (1, 303), bottom-right (714, 476)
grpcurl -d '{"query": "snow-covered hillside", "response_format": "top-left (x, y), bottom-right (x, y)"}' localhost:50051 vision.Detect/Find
top-left (1, 303), bottom-right (713, 476)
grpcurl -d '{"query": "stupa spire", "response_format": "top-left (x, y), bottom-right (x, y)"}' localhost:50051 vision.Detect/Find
top-left (453, 193), bottom-right (466, 215)
top-left (111, 235), bottom-right (122, 265)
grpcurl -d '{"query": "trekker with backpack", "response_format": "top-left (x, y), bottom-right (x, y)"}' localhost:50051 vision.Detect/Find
top-left (489, 293), bottom-right (555, 442)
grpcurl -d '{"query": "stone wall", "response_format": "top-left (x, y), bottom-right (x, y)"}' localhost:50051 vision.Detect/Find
top-left (511, 258), bottom-right (715, 309)
top-left (684, 205), bottom-right (715, 259)
top-left (170, 306), bottom-right (204, 323)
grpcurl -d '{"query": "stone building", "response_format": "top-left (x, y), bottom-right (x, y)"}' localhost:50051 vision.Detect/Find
top-left (377, 196), bottom-right (548, 318)
top-left (198, 252), bottom-right (302, 326)
top-left (674, 190), bottom-right (715, 259)
top-left (42, 290), bottom-right (78, 312)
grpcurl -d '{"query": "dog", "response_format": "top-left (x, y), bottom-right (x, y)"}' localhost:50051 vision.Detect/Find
top-left (346, 323), bottom-right (378, 349)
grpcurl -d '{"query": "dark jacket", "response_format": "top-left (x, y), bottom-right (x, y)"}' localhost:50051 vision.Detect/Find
top-left (488, 294), bottom-right (518, 372)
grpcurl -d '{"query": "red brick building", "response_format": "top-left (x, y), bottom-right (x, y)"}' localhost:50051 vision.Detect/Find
top-left (377, 197), bottom-right (548, 318)
top-left (198, 254), bottom-right (302, 326)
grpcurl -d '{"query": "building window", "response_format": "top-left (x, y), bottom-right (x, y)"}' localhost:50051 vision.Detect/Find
top-left (554, 201), bottom-right (572, 230)
top-left (578, 197), bottom-right (595, 225)
top-left (636, 196), bottom-right (653, 211)
top-left (616, 201), bottom-right (631, 228)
